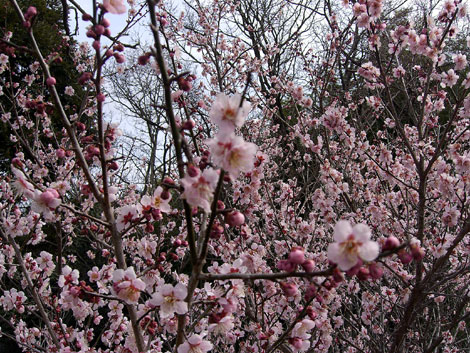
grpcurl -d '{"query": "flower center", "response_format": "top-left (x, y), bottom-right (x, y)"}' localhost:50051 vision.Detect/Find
top-left (164, 295), bottom-right (176, 304)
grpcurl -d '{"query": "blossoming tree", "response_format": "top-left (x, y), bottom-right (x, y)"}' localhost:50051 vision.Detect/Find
top-left (1, 0), bottom-right (470, 352)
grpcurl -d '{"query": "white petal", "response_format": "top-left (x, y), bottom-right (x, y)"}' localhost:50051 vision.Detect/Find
top-left (327, 243), bottom-right (342, 264)
top-left (337, 254), bottom-right (359, 271)
top-left (352, 223), bottom-right (371, 242)
top-left (333, 220), bottom-right (352, 242)
top-left (359, 241), bottom-right (379, 261)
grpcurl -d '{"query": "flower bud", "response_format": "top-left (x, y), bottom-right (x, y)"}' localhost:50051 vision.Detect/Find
top-left (160, 189), bottom-right (170, 200)
top-left (187, 165), bottom-right (199, 177)
top-left (46, 77), bottom-right (56, 86)
top-left (357, 267), bottom-right (370, 281)
top-left (100, 18), bottom-right (111, 27)
top-left (288, 247), bottom-right (305, 265)
top-left (97, 93), bottom-right (106, 102)
top-left (369, 263), bottom-right (383, 279)
top-left (280, 282), bottom-right (298, 297)
top-left (225, 211), bottom-right (245, 227)
top-left (56, 149), bottom-right (66, 159)
top-left (410, 245), bottom-right (425, 261)
top-left (384, 236), bottom-right (400, 250)
top-left (398, 249), bottom-right (413, 264)
top-left (301, 259), bottom-right (315, 273)
top-left (345, 259), bottom-right (363, 277)
top-left (277, 259), bottom-right (296, 272)
top-left (94, 25), bottom-right (105, 36)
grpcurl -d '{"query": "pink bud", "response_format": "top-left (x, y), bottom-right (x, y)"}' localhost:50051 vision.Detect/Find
top-left (225, 211), bottom-right (245, 227)
top-left (22, 21), bottom-right (31, 29)
top-left (410, 245), bottom-right (425, 261)
top-left (97, 93), bottom-right (106, 102)
top-left (101, 18), bottom-right (111, 28)
top-left (163, 177), bottom-right (174, 185)
top-left (288, 337), bottom-right (303, 350)
top-left (82, 13), bottom-right (92, 21)
top-left (384, 236), bottom-right (400, 250)
top-left (277, 260), bottom-right (297, 272)
top-left (369, 263), bottom-right (383, 279)
top-left (357, 267), bottom-right (370, 281)
top-left (94, 25), bottom-right (105, 36)
top-left (301, 259), bottom-right (315, 273)
top-left (114, 43), bottom-right (124, 52)
top-left (56, 149), bottom-right (66, 159)
top-left (46, 77), bottom-right (56, 86)
top-left (160, 189), bottom-right (170, 200)
top-left (182, 119), bottom-right (195, 130)
top-left (114, 53), bottom-right (125, 64)
top-left (92, 40), bottom-right (101, 51)
top-left (174, 239), bottom-right (182, 247)
top-left (398, 249), bottom-right (413, 264)
top-left (187, 165), bottom-right (199, 177)
top-left (332, 268), bottom-right (344, 282)
top-left (152, 209), bottom-right (162, 221)
top-left (26, 6), bottom-right (37, 19)
top-left (217, 200), bottom-right (225, 211)
top-left (108, 161), bottom-right (119, 171)
top-left (138, 54), bottom-right (150, 65)
top-left (12, 158), bottom-right (23, 168)
top-left (104, 28), bottom-right (111, 37)
top-left (345, 259), bottom-right (363, 277)
top-left (86, 29), bottom-right (97, 39)
top-left (105, 49), bottom-right (113, 58)
top-left (280, 282), bottom-right (298, 297)
top-left (288, 247), bottom-right (305, 265)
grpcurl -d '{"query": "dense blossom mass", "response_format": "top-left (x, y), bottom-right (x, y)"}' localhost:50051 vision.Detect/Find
top-left (1, 0), bottom-right (470, 352)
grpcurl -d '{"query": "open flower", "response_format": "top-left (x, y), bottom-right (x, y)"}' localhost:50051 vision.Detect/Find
top-left (180, 168), bottom-right (219, 212)
top-left (141, 186), bottom-right (171, 213)
top-left (31, 188), bottom-right (61, 216)
top-left (11, 168), bottom-right (35, 198)
top-left (327, 220), bottom-right (379, 271)
top-left (112, 267), bottom-right (146, 304)
top-left (103, 0), bottom-right (126, 14)
top-left (149, 283), bottom-right (188, 318)
top-left (177, 334), bottom-right (213, 353)
top-left (206, 134), bottom-right (257, 176)
top-left (209, 93), bottom-right (250, 134)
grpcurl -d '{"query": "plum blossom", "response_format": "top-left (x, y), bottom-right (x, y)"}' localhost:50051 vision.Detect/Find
top-left (141, 186), bottom-right (171, 213)
top-left (11, 168), bottom-right (34, 198)
top-left (206, 134), bottom-right (257, 176)
top-left (327, 220), bottom-right (379, 271)
top-left (116, 204), bottom-right (141, 232)
top-left (31, 188), bottom-right (61, 216)
top-left (180, 168), bottom-right (219, 212)
top-left (209, 93), bottom-right (250, 134)
top-left (112, 267), bottom-right (146, 304)
top-left (177, 334), bottom-right (213, 353)
top-left (149, 283), bottom-right (188, 318)
top-left (103, 0), bottom-right (126, 14)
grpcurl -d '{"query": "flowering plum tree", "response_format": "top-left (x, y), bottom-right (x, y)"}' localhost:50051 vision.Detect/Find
top-left (1, 0), bottom-right (470, 352)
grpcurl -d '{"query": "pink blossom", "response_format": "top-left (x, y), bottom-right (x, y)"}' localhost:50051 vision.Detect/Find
top-left (209, 93), bottom-right (250, 134)
top-left (180, 168), bottom-right (219, 212)
top-left (327, 220), bottom-right (379, 271)
top-left (103, 0), bottom-right (127, 15)
top-left (11, 168), bottom-right (34, 198)
top-left (149, 283), bottom-right (188, 318)
top-left (453, 54), bottom-right (467, 71)
top-left (177, 334), bottom-right (213, 353)
top-left (141, 186), bottom-right (171, 213)
top-left (116, 204), bottom-right (141, 232)
top-left (112, 267), bottom-right (146, 303)
top-left (31, 188), bottom-right (61, 215)
top-left (206, 134), bottom-right (257, 176)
